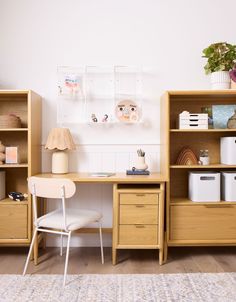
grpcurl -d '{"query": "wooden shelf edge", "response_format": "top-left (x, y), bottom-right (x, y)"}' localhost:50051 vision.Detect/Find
top-left (0, 163), bottom-right (28, 168)
top-left (0, 90), bottom-right (31, 94)
top-left (0, 197), bottom-right (28, 205)
top-left (170, 197), bottom-right (236, 206)
top-left (167, 240), bottom-right (236, 246)
top-left (170, 164), bottom-right (236, 169)
top-left (167, 90), bottom-right (236, 96)
top-left (0, 239), bottom-right (30, 245)
top-left (170, 129), bottom-right (236, 132)
top-left (116, 245), bottom-right (160, 249)
top-left (0, 128), bottom-right (28, 131)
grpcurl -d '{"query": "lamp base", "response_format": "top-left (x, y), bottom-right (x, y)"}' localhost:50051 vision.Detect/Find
top-left (52, 150), bottom-right (68, 174)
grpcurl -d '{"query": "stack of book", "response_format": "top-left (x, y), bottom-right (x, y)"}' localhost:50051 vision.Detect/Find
top-left (126, 170), bottom-right (150, 175)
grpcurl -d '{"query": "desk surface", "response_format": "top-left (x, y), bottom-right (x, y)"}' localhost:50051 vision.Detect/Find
top-left (35, 172), bottom-right (167, 183)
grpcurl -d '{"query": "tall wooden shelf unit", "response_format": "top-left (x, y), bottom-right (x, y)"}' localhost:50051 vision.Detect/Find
top-left (161, 90), bottom-right (236, 253)
top-left (0, 90), bottom-right (41, 246)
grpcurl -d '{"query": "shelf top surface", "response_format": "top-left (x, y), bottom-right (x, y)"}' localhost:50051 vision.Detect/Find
top-left (0, 128), bottom-right (28, 131)
top-left (0, 90), bottom-right (32, 95)
top-left (170, 164), bottom-right (236, 169)
top-left (35, 172), bottom-right (168, 183)
top-left (0, 197), bottom-right (28, 205)
top-left (170, 129), bottom-right (236, 132)
top-left (0, 163), bottom-right (28, 168)
top-left (166, 90), bottom-right (236, 96)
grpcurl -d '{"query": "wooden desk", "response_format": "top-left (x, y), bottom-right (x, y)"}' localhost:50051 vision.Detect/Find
top-left (33, 172), bottom-right (167, 265)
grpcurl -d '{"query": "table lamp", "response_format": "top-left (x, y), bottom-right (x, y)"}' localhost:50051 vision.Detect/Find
top-left (45, 128), bottom-right (76, 174)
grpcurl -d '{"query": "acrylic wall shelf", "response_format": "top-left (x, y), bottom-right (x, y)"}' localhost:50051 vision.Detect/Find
top-left (57, 66), bottom-right (85, 124)
top-left (57, 65), bottom-right (143, 125)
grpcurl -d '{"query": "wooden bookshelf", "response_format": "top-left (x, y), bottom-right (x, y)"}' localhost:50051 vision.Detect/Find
top-left (0, 90), bottom-right (41, 245)
top-left (161, 90), bottom-right (236, 256)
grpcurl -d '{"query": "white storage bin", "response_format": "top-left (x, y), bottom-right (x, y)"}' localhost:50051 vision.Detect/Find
top-left (179, 111), bottom-right (208, 129)
top-left (0, 171), bottom-right (5, 200)
top-left (189, 171), bottom-right (220, 202)
top-left (222, 172), bottom-right (236, 201)
top-left (220, 137), bottom-right (236, 165)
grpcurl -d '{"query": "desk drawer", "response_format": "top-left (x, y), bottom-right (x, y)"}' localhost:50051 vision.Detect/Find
top-left (0, 205), bottom-right (27, 239)
top-left (170, 204), bottom-right (236, 240)
top-left (119, 225), bottom-right (158, 245)
top-left (120, 205), bottom-right (158, 224)
top-left (120, 193), bottom-right (158, 205)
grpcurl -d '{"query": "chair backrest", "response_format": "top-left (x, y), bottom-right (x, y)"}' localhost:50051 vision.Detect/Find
top-left (28, 176), bottom-right (76, 199)
top-left (28, 176), bottom-right (76, 231)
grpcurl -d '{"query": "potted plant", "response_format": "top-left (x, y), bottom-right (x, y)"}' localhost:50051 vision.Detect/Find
top-left (202, 42), bottom-right (236, 89)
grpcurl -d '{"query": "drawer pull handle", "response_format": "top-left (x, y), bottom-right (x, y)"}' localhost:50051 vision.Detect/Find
top-left (135, 225), bottom-right (145, 228)
top-left (204, 205), bottom-right (233, 208)
top-left (135, 205), bottom-right (144, 208)
top-left (200, 176), bottom-right (215, 181)
top-left (136, 194), bottom-right (145, 197)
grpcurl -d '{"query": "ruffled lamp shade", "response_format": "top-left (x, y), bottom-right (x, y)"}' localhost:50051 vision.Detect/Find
top-left (45, 128), bottom-right (76, 174)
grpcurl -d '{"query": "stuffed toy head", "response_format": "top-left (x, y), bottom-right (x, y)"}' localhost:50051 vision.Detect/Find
top-left (115, 100), bottom-right (141, 122)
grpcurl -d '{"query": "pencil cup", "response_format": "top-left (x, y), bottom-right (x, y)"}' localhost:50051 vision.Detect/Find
top-left (135, 156), bottom-right (148, 171)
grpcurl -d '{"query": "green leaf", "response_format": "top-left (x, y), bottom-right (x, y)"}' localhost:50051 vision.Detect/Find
top-left (202, 42), bottom-right (236, 73)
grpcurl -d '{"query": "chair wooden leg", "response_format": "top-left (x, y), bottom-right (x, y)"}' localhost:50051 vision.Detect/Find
top-left (23, 228), bottom-right (38, 275)
top-left (63, 232), bottom-right (71, 287)
top-left (98, 221), bottom-right (104, 264)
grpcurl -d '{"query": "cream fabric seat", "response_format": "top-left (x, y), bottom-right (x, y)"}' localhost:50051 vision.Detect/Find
top-left (36, 208), bottom-right (102, 231)
top-left (23, 176), bottom-right (104, 287)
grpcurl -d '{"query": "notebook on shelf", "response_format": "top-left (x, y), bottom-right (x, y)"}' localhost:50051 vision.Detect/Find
top-left (126, 170), bottom-right (150, 175)
top-left (90, 172), bottom-right (116, 177)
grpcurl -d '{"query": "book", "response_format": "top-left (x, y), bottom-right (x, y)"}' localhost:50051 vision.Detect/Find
top-left (90, 172), bottom-right (116, 177)
top-left (126, 170), bottom-right (150, 175)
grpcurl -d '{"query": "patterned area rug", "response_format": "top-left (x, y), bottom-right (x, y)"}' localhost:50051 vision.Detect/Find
top-left (0, 273), bottom-right (236, 302)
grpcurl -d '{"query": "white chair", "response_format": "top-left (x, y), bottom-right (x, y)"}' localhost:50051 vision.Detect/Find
top-left (23, 176), bottom-right (104, 286)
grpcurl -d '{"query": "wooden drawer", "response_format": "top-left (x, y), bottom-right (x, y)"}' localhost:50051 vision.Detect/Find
top-left (119, 225), bottom-right (158, 245)
top-left (120, 204), bottom-right (158, 224)
top-left (0, 205), bottom-right (27, 239)
top-left (120, 193), bottom-right (158, 205)
top-left (170, 204), bottom-right (236, 240)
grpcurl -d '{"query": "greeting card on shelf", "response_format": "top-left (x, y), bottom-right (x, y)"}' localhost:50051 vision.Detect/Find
top-left (5, 146), bottom-right (20, 164)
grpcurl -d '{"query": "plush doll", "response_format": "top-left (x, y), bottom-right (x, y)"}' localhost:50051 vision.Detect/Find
top-left (115, 100), bottom-right (141, 122)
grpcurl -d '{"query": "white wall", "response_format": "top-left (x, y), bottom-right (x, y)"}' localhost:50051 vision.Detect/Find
top-left (0, 0), bottom-right (235, 246)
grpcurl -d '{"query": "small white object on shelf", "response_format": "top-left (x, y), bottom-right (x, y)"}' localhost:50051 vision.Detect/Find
top-left (199, 150), bottom-right (210, 165)
top-left (220, 137), bottom-right (236, 165)
top-left (179, 111), bottom-right (208, 129)
top-left (189, 171), bottom-right (220, 202)
top-left (222, 172), bottom-right (236, 201)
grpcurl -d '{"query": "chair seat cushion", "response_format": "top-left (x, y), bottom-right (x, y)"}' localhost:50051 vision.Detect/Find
top-left (35, 208), bottom-right (102, 231)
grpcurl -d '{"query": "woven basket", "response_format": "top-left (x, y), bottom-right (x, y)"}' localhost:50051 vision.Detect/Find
top-left (0, 115), bottom-right (21, 128)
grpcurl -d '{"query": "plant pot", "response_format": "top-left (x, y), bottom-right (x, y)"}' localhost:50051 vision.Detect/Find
top-left (210, 71), bottom-right (230, 89)
top-left (135, 156), bottom-right (148, 171)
